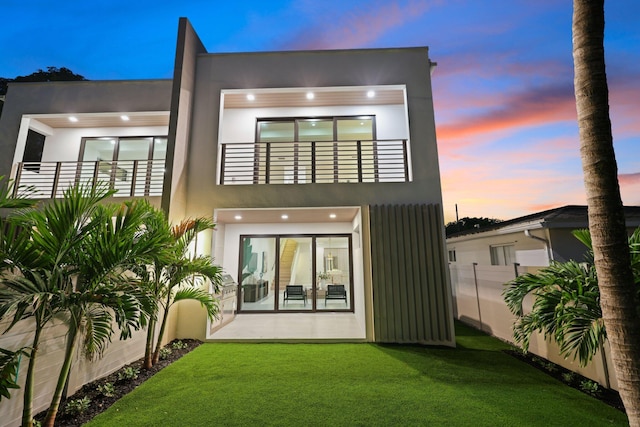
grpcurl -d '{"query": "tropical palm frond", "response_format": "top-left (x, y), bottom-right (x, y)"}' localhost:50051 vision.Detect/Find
top-left (0, 176), bottom-right (37, 210)
top-left (82, 306), bottom-right (114, 360)
top-left (172, 287), bottom-right (219, 320)
top-left (504, 258), bottom-right (602, 364)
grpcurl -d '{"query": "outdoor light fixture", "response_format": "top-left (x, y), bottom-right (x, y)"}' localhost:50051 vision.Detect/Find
top-left (120, 115), bottom-right (130, 121)
top-left (281, 214), bottom-right (289, 219)
top-left (246, 94), bottom-right (255, 101)
top-left (367, 90), bottom-right (375, 98)
top-left (306, 92), bottom-right (314, 100)
top-left (329, 213), bottom-right (337, 219)
top-left (68, 116), bottom-right (78, 122)
top-left (234, 215), bottom-right (242, 220)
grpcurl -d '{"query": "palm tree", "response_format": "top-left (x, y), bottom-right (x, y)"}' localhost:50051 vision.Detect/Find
top-left (504, 228), bottom-right (640, 366)
top-left (573, 0), bottom-right (640, 423)
top-left (40, 192), bottom-right (165, 427)
top-left (0, 184), bottom-right (164, 427)
top-left (135, 213), bottom-right (221, 369)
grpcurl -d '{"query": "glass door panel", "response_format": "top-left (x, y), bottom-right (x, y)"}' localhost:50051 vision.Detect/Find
top-left (115, 138), bottom-right (152, 195)
top-left (316, 237), bottom-right (351, 310)
top-left (239, 237), bottom-right (276, 312)
top-left (80, 138), bottom-right (116, 187)
top-left (279, 237), bottom-right (313, 311)
top-left (337, 118), bottom-right (374, 183)
top-left (258, 121), bottom-right (294, 184)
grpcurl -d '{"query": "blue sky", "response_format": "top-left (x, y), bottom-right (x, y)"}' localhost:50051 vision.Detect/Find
top-left (3, 0), bottom-right (639, 222)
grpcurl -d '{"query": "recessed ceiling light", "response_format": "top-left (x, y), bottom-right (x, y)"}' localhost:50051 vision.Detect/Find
top-left (329, 213), bottom-right (337, 219)
top-left (246, 94), bottom-right (255, 101)
top-left (120, 115), bottom-right (130, 121)
top-left (306, 92), bottom-right (314, 100)
top-left (234, 215), bottom-right (242, 220)
top-left (311, 122), bottom-right (316, 126)
top-left (281, 214), bottom-right (289, 220)
top-left (68, 116), bottom-right (78, 122)
top-left (367, 90), bottom-right (375, 98)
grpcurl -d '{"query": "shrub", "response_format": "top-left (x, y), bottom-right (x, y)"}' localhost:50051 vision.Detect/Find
top-left (579, 379), bottom-right (601, 396)
top-left (159, 347), bottom-right (173, 360)
top-left (97, 382), bottom-right (116, 397)
top-left (117, 366), bottom-right (140, 381)
top-left (65, 397), bottom-right (91, 415)
top-left (171, 340), bottom-right (188, 350)
top-left (562, 372), bottom-right (577, 384)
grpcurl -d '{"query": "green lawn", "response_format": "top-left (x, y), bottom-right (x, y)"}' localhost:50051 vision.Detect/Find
top-left (87, 323), bottom-right (627, 426)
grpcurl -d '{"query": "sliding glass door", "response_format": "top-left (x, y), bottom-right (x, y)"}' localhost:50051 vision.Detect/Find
top-left (238, 234), bottom-right (352, 313)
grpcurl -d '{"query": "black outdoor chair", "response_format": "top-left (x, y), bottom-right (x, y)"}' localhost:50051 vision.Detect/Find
top-left (325, 284), bottom-right (347, 305)
top-left (284, 285), bottom-right (306, 305)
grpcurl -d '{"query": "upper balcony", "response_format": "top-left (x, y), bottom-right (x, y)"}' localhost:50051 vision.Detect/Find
top-left (217, 85), bottom-right (412, 187)
top-left (220, 139), bottom-right (408, 185)
top-left (9, 112), bottom-right (169, 200)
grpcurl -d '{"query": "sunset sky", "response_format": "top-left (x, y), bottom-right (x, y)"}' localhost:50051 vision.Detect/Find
top-left (2, 0), bottom-right (639, 222)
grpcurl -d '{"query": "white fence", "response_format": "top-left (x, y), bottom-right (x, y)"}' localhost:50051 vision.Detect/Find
top-left (449, 263), bottom-right (617, 390)
top-left (0, 316), bottom-right (158, 427)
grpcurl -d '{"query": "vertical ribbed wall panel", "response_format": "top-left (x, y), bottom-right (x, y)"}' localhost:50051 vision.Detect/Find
top-left (370, 204), bottom-right (454, 345)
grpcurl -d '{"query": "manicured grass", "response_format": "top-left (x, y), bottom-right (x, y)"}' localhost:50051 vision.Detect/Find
top-left (87, 323), bottom-right (626, 426)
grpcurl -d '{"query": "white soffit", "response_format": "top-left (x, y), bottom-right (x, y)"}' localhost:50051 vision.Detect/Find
top-left (223, 86), bottom-right (405, 109)
top-left (215, 207), bottom-right (360, 224)
top-left (25, 112), bottom-right (170, 129)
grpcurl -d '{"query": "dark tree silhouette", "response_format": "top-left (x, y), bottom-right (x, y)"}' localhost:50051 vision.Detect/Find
top-left (445, 217), bottom-right (502, 237)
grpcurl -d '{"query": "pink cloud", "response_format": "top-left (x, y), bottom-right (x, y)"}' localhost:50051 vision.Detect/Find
top-left (280, 0), bottom-right (436, 50)
top-left (437, 82), bottom-right (576, 143)
top-left (619, 172), bottom-right (640, 185)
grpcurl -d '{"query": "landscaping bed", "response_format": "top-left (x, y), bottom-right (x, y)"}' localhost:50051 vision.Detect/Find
top-left (505, 349), bottom-right (624, 412)
top-left (34, 339), bottom-right (201, 427)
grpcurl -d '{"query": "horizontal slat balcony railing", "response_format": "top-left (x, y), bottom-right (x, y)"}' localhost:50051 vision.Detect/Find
top-left (220, 139), bottom-right (409, 185)
top-left (13, 159), bottom-right (166, 199)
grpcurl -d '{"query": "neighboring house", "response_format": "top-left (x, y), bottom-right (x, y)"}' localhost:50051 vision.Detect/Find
top-left (446, 205), bottom-right (640, 391)
top-left (446, 205), bottom-right (640, 268)
top-left (0, 18), bottom-right (454, 349)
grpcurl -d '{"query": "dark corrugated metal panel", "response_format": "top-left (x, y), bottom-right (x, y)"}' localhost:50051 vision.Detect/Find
top-left (370, 204), bottom-right (454, 345)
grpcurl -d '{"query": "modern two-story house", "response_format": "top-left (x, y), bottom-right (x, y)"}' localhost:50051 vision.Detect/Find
top-left (0, 18), bottom-right (453, 347)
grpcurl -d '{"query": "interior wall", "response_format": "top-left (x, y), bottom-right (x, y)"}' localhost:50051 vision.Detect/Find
top-left (220, 104), bottom-right (408, 143)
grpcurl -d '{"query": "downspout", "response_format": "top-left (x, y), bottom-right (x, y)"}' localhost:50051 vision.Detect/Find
top-left (524, 230), bottom-right (553, 264)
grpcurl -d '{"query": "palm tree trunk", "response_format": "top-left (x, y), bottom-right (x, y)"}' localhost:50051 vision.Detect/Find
top-left (573, 1), bottom-right (640, 424)
top-left (152, 297), bottom-right (172, 365)
top-left (44, 319), bottom-right (79, 427)
top-left (143, 316), bottom-right (156, 369)
top-left (21, 320), bottom-right (43, 427)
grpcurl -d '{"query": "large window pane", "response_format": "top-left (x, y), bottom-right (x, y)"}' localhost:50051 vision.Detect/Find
top-left (239, 237), bottom-right (276, 312)
top-left (279, 237), bottom-right (313, 311)
top-left (316, 236), bottom-right (351, 310)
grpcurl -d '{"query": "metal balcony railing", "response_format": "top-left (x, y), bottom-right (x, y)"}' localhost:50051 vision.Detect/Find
top-left (220, 139), bottom-right (409, 185)
top-left (12, 159), bottom-right (166, 199)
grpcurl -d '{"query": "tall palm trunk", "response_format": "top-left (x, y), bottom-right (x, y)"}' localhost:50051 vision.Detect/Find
top-left (21, 317), bottom-right (44, 427)
top-left (44, 314), bottom-right (80, 427)
top-left (573, 1), bottom-right (640, 424)
top-left (143, 316), bottom-right (156, 369)
top-left (152, 294), bottom-right (173, 365)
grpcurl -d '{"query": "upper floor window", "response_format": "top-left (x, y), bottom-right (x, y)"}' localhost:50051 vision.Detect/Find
top-left (257, 116), bottom-right (375, 142)
top-left (80, 136), bottom-right (167, 163)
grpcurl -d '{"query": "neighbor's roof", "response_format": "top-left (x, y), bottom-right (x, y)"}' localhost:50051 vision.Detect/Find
top-left (448, 205), bottom-right (640, 239)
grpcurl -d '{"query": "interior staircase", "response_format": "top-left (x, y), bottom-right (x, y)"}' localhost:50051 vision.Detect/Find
top-left (279, 239), bottom-right (298, 287)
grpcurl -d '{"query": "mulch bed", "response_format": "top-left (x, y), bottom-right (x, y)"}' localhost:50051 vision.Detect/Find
top-left (34, 339), bottom-right (201, 427)
top-left (504, 349), bottom-right (625, 412)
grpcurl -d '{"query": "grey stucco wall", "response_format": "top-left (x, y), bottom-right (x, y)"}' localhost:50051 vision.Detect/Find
top-left (0, 80), bottom-right (172, 178)
top-left (183, 47), bottom-right (443, 217)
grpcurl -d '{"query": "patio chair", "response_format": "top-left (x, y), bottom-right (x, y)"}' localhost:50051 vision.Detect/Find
top-left (325, 284), bottom-right (347, 305)
top-left (284, 285), bottom-right (306, 305)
